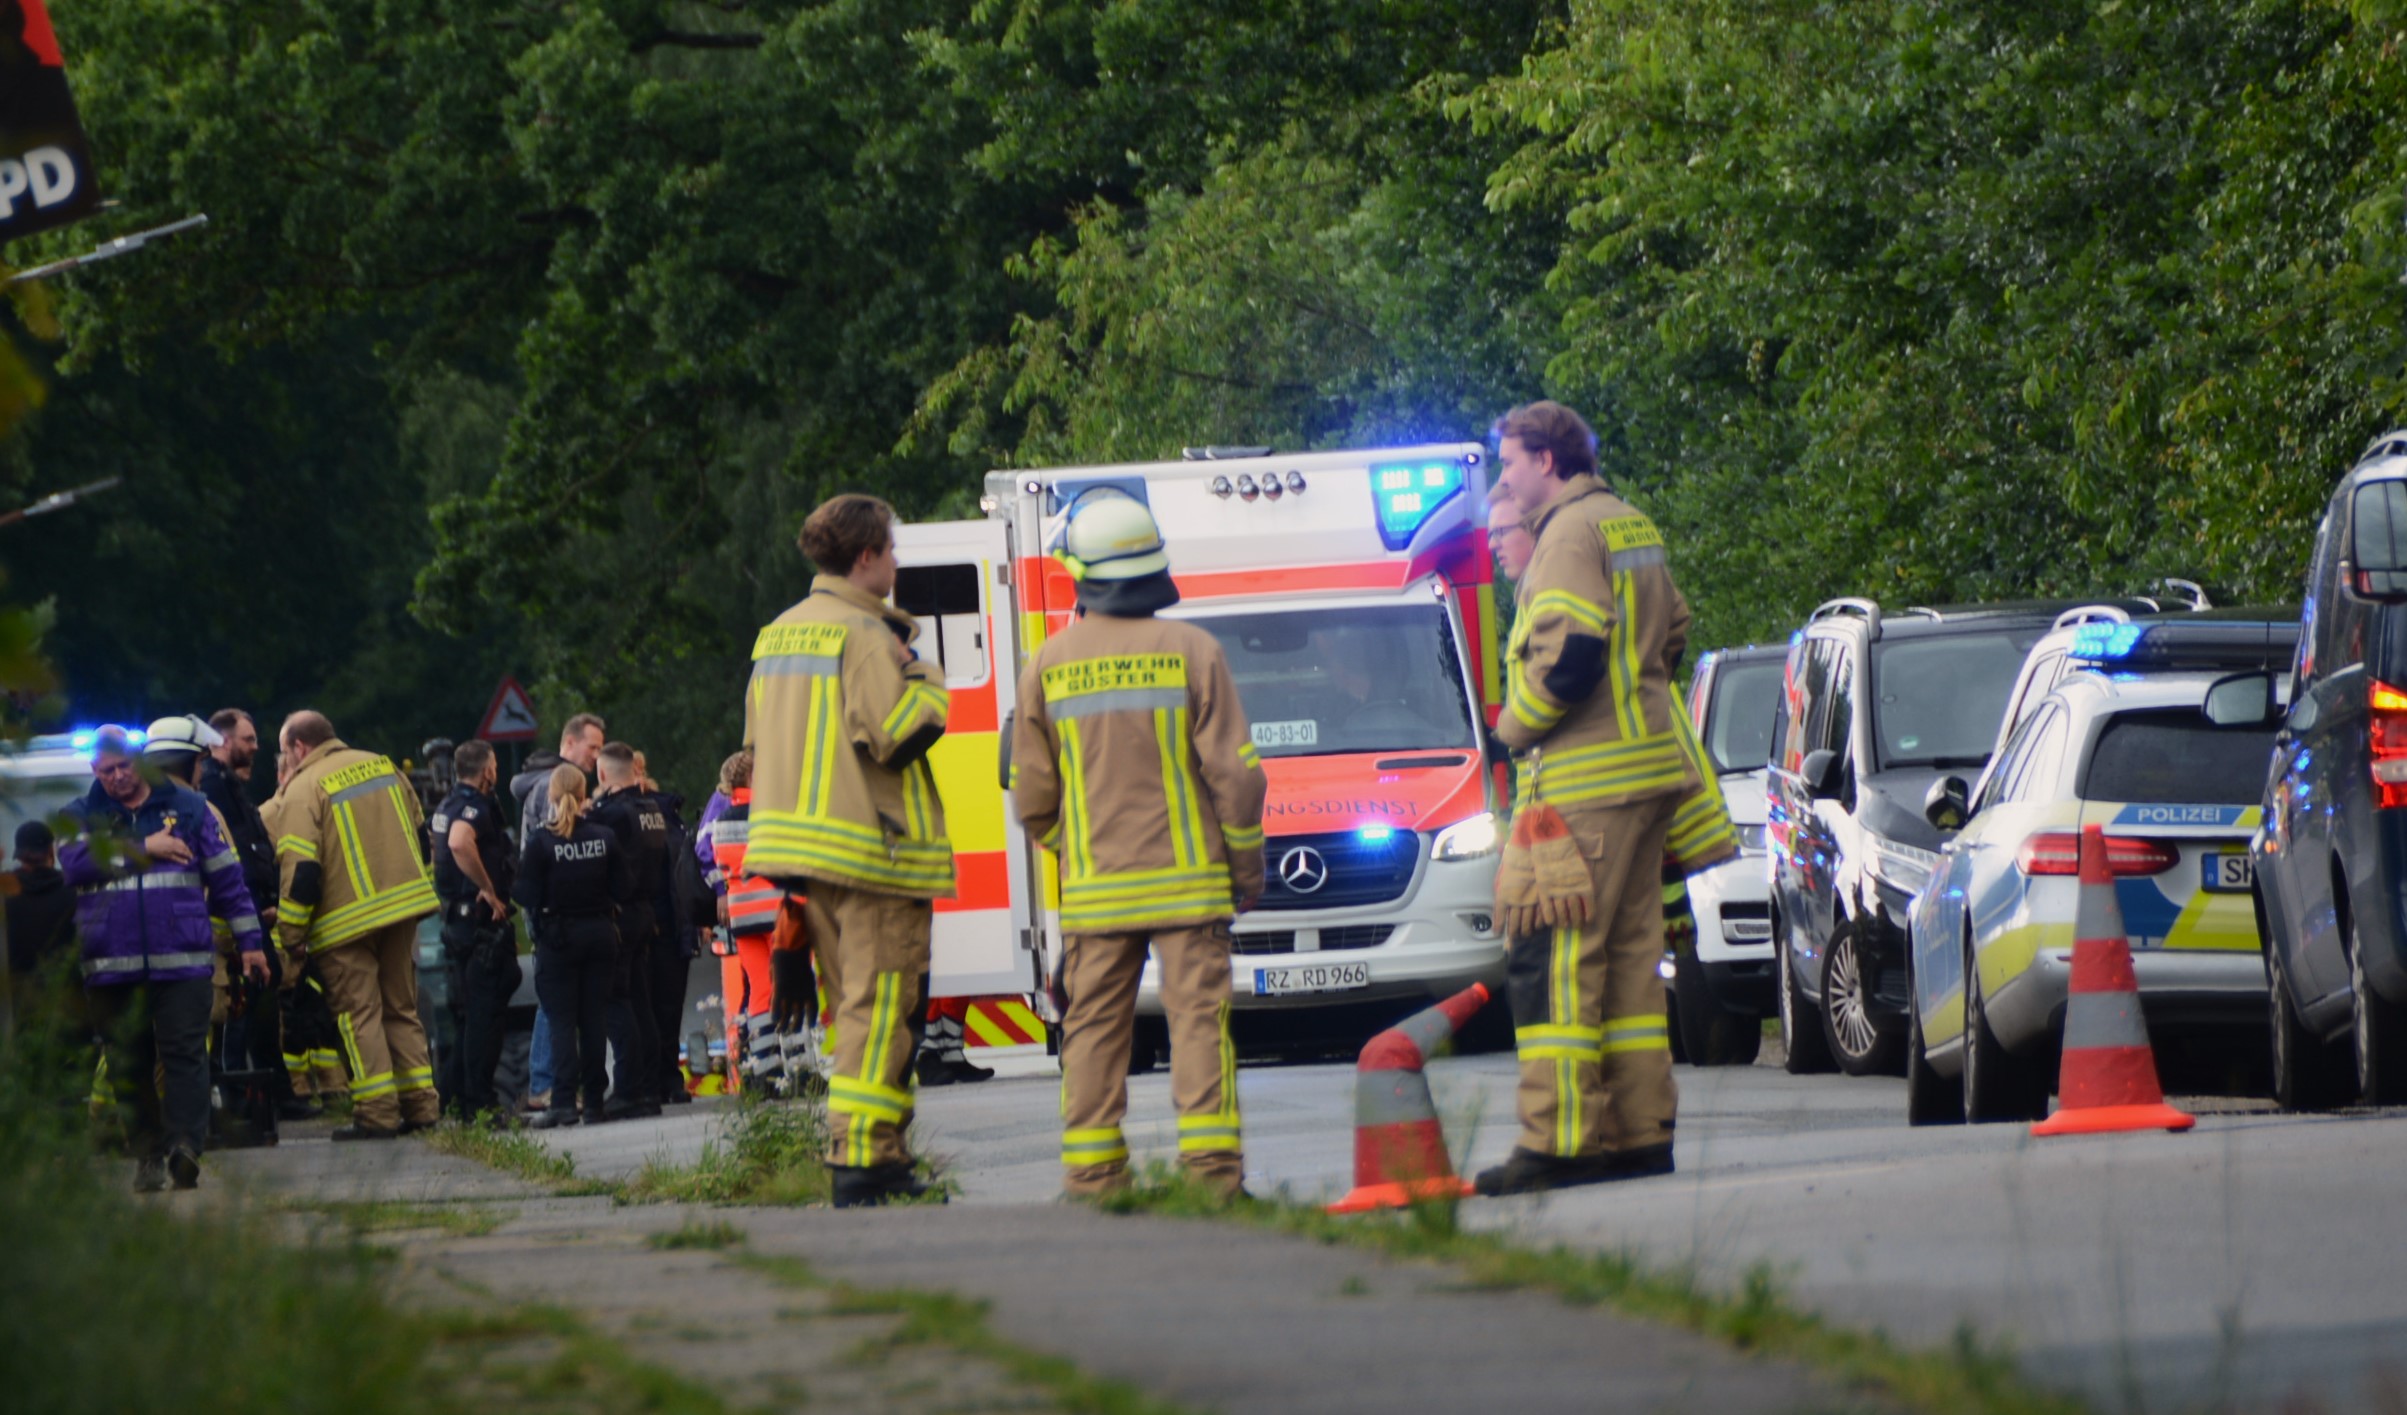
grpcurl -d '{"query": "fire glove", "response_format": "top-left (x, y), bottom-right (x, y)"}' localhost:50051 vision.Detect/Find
top-left (1500, 803), bottom-right (1591, 937)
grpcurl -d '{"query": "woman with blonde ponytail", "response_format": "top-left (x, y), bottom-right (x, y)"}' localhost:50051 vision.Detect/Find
top-left (515, 760), bottom-right (631, 1127)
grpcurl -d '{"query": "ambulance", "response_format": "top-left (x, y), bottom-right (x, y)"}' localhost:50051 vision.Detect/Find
top-left (893, 443), bottom-right (1509, 1064)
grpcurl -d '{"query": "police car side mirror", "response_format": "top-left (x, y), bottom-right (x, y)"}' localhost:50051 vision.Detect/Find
top-left (2202, 671), bottom-right (2278, 728)
top-left (1801, 748), bottom-right (1843, 801)
top-left (1924, 775), bottom-right (1970, 833)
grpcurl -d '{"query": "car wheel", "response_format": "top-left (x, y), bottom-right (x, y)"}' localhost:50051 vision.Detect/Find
top-left (2268, 943), bottom-right (2347, 1112)
top-left (2348, 910), bottom-right (2407, 1106)
top-left (1904, 968), bottom-right (1964, 1127)
top-left (1778, 913), bottom-right (1836, 1075)
top-left (1819, 923), bottom-right (1904, 1077)
top-left (1676, 942), bottom-right (1763, 1067)
top-left (1962, 931), bottom-right (2049, 1123)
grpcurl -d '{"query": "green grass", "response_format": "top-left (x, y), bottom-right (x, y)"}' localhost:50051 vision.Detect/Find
top-left (285, 1199), bottom-right (506, 1239)
top-left (618, 1095), bottom-right (832, 1206)
top-left (1100, 1166), bottom-right (2086, 1415)
top-left (736, 1251), bottom-right (1198, 1415)
top-left (419, 1118), bottom-right (606, 1193)
top-left (422, 1303), bottom-right (738, 1415)
top-left (649, 1219), bottom-right (746, 1251)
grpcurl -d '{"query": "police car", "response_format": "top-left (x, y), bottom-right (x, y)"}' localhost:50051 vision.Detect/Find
top-left (2, 728), bottom-right (138, 840)
top-left (1902, 617), bottom-right (2296, 1124)
top-left (1672, 643), bottom-right (1786, 1065)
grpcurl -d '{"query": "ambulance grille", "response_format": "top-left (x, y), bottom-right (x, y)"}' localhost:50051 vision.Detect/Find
top-left (1259, 830), bottom-right (1420, 910)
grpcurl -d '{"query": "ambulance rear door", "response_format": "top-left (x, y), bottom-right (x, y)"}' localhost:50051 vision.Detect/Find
top-left (892, 519), bottom-right (1040, 997)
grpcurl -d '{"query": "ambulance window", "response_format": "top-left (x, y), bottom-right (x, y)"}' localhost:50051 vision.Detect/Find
top-left (1190, 602), bottom-right (1477, 757)
top-left (893, 563), bottom-right (989, 690)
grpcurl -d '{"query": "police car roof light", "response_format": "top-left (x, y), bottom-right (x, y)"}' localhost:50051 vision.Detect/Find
top-left (2068, 619), bottom-right (2300, 670)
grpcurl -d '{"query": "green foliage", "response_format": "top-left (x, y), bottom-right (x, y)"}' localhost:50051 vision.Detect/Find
top-left (620, 1095), bottom-right (831, 1206)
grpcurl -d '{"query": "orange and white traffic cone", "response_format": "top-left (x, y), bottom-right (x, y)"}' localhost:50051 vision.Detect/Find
top-left (2031, 824), bottom-right (2195, 1138)
top-left (1327, 983), bottom-right (1490, 1213)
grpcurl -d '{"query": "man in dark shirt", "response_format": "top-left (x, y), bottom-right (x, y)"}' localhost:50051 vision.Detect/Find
top-left (6, 820), bottom-right (77, 1027)
top-left (588, 742), bottom-right (669, 1119)
top-left (430, 740), bottom-right (522, 1120)
top-left (198, 708), bottom-right (313, 1117)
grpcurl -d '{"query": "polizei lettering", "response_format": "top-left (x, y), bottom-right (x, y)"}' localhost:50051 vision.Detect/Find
top-left (556, 839), bottom-right (609, 861)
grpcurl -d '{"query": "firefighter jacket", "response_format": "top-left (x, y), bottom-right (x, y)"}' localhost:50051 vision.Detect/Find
top-left (1011, 610), bottom-right (1269, 933)
top-left (272, 739), bottom-right (441, 954)
top-left (59, 777), bottom-right (264, 986)
top-left (744, 575), bottom-right (955, 899)
top-left (709, 787), bottom-right (784, 937)
top-left (1497, 474), bottom-right (1706, 813)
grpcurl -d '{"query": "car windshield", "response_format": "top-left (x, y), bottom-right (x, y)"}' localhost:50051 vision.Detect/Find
top-left (1187, 602), bottom-right (1477, 758)
top-left (1704, 659), bottom-right (1782, 773)
top-left (1870, 632), bottom-right (2034, 770)
top-left (2079, 709), bottom-right (2278, 806)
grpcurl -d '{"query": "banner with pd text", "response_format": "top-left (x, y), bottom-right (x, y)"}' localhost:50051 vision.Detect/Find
top-left (0, 0), bottom-right (101, 244)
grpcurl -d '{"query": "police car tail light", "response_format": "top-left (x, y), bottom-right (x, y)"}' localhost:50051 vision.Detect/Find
top-left (2371, 679), bottom-right (2407, 809)
top-left (2015, 832), bottom-right (2177, 877)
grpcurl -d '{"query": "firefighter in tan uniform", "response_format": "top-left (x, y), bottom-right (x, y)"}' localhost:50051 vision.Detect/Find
top-left (1477, 401), bottom-right (1709, 1195)
top-left (744, 493), bottom-right (953, 1209)
top-left (270, 711), bottom-right (443, 1140)
top-left (1012, 492), bottom-right (1268, 1200)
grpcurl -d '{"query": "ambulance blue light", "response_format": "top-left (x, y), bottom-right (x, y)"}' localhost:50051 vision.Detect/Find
top-left (2070, 624), bottom-right (2145, 662)
top-left (1356, 825), bottom-right (1396, 844)
top-left (1370, 459), bottom-right (1464, 550)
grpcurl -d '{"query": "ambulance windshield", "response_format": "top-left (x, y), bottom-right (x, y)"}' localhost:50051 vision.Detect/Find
top-left (1192, 603), bottom-right (1479, 758)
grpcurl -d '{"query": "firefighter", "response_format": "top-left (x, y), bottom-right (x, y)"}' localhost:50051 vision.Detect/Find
top-left (1011, 490), bottom-right (1268, 1201)
top-left (271, 710), bottom-right (444, 1140)
top-left (1476, 400), bottom-right (1700, 1195)
top-left (743, 492), bottom-right (954, 1208)
top-left (430, 739), bottom-right (522, 1121)
top-left (589, 741), bottom-right (669, 1118)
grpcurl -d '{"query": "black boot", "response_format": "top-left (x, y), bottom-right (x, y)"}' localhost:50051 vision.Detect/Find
top-left (167, 1146), bottom-right (202, 1190)
top-left (528, 1108), bottom-right (580, 1130)
top-left (1472, 1146), bottom-right (1625, 1197)
top-left (829, 1162), bottom-right (943, 1209)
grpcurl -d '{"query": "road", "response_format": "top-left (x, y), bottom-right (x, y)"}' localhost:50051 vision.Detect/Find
top-left (551, 1049), bottom-right (2407, 1414)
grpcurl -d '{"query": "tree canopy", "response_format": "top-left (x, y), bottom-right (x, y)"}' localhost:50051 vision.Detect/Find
top-left (4, 0), bottom-right (2403, 789)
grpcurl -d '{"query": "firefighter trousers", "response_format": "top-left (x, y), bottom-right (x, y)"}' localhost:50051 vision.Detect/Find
top-left (282, 962), bottom-right (347, 1099)
top-left (806, 881), bottom-right (931, 1170)
top-left (1058, 922), bottom-right (1241, 1198)
top-left (1506, 795), bottom-right (1678, 1159)
top-left (315, 918), bottom-right (440, 1131)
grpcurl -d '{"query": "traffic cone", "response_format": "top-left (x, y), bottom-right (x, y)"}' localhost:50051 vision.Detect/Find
top-left (1327, 983), bottom-right (1490, 1213)
top-left (2031, 825), bottom-right (2195, 1138)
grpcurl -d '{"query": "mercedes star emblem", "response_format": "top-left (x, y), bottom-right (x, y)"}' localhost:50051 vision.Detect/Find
top-left (1278, 845), bottom-right (1330, 894)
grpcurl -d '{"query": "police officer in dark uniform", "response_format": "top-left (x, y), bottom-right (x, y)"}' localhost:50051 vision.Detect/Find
top-left (432, 740), bottom-right (523, 1121)
top-left (588, 742), bottom-right (668, 1119)
top-left (517, 763), bottom-right (631, 1128)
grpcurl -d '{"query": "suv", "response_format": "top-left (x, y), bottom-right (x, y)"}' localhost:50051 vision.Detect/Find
top-left (2256, 431), bottom-right (2407, 1109)
top-left (1671, 643), bottom-right (1787, 1065)
top-left (1769, 599), bottom-right (2136, 1075)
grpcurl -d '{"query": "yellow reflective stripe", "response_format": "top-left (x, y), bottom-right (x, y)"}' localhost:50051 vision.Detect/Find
top-left (1553, 924), bottom-right (1579, 1154)
top-left (1058, 718), bottom-right (1095, 880)
top-left (351, 1073), bottom-right (398, 1100)
top-left (1528, 588), bottom-right (1610, 636)
top-left (1603, 1014), bottom-right (1670, 1054)
top-left (1062, 1126), bottom-right (1129, 1164)
top-left (1223, 823), bottom-right (1264, 851)
top-left (308, 876), bottom-right (440, 951)
top-left (335, 1010), bottom-right (365, 1078)
top-left (1155, 706), bottom-right (1206, 870)
top-left (332, 802), bottom-right (373, 901)
top-left (1508, 686), bottom-right (1568, 734)
top-left (1218, 997), bottom-right (1238, 1125)
top-left (755, 621), bottom-right (847, 659)
top-left (882, 680), bottom-right (948, 740)
top-left (276, 834), bottom-right (318, 861)
top-left (394, 1065), bottom-right (436, 1092)
top-left (827, 1077), bottom-right (911, 1123)
top-left (1237, 742), bottom-right (1262, 769)
top-left (1607, 569), bottom-right (1641, 739)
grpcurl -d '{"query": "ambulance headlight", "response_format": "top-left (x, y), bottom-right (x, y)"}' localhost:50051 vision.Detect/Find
top-left (1432, 812), bottom-right (1500, 861)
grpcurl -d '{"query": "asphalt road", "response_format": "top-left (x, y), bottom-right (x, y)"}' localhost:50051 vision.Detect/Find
top-left (552, 1049), bottom-right (2407, 1414)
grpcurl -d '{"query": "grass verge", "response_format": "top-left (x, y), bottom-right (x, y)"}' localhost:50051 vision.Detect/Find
top-left (735, 1250), bottom-right (1197, 1415)
top-left (649, 1218), bottom-right (746, 1251)
top-left (1099, 1165), bottom-right (2087, 1415)
top-left (284, 1198), bottom-right (506, 1240)
top-left (419, 1119), bottom-right (609, 1194)
top-left (618, 1095), bottom-right (831, 1206)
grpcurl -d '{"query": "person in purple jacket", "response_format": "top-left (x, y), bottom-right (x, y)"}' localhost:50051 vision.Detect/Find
top-left (59, 726), bottom-right (267, 1192)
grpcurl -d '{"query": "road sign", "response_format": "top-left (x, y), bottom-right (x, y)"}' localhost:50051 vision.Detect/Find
top-left (476, 676), bottom-right (539, 743)
top-left (0, 2), bottom-right (103, 244)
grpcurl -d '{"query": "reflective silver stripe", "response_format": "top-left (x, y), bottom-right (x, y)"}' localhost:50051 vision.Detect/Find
top-left (84, 950), bottom-right (216, 975)
top-left (328, 773), bottom-right (403, 807)
top-left (2063, 994), bottom-right (2151, 1050)
top-left (226, 914), bottom-right (263, 936)
top-left (751, 653), bottom-right (841, 678)
top-left (712, 820), bottom-right (751, 844)
top-left (202, 849), bottom-right (240, 873)
top-left (1610, 544), bottom-right (1667, 570)
top-left (1051, 686), bottom-right (1186, 720)
top-left (103, 870), bottom-right (201, 892)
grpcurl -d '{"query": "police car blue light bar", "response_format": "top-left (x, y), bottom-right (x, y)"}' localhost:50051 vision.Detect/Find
top-left (1369, 459), bottom-right (1465, 551)
top-left (2068, 618), bottom-right (2300, 670)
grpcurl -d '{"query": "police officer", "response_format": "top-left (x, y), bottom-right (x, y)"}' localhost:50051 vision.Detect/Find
top-left (589, 741), bottom-right (669, 1119)
top-left (431, 740), bottom-right (523, 1121)
top-left (516, 763), bottom-right (632, 1128)
top-left (743, 492), bottom-right (954, 1208)
top-left (1011, 491), bottom-right (1268, 1201)
top-left (1476, 401), bottom-right (1701, 1195)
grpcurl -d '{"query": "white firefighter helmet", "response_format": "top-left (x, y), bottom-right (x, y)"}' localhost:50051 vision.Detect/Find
top-left (143, 714), bottom-right (222, 760)
top-left (1052, 490), bottom-right (1169, 582)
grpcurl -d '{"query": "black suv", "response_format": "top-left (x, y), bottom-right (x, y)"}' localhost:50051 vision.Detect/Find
top-left (1768, 598), bottom-right (2153, 1075)
top-left (2255, 431), bottom-right (2407, 1109)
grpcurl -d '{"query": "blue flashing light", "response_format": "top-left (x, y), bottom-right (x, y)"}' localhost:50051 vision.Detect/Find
top-left (69, 729), bottom-right (94, 751)
top-left (1370, 459), bottom-right (1464, 550)
top-left (2070, 623), bottom-right (2145, 662)
top-left (1356, 824), bottom-right (1396, 845)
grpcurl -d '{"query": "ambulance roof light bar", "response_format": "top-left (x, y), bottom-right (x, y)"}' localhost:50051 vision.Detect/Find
top-left (1182, 446), bottom-right (1273, 461)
